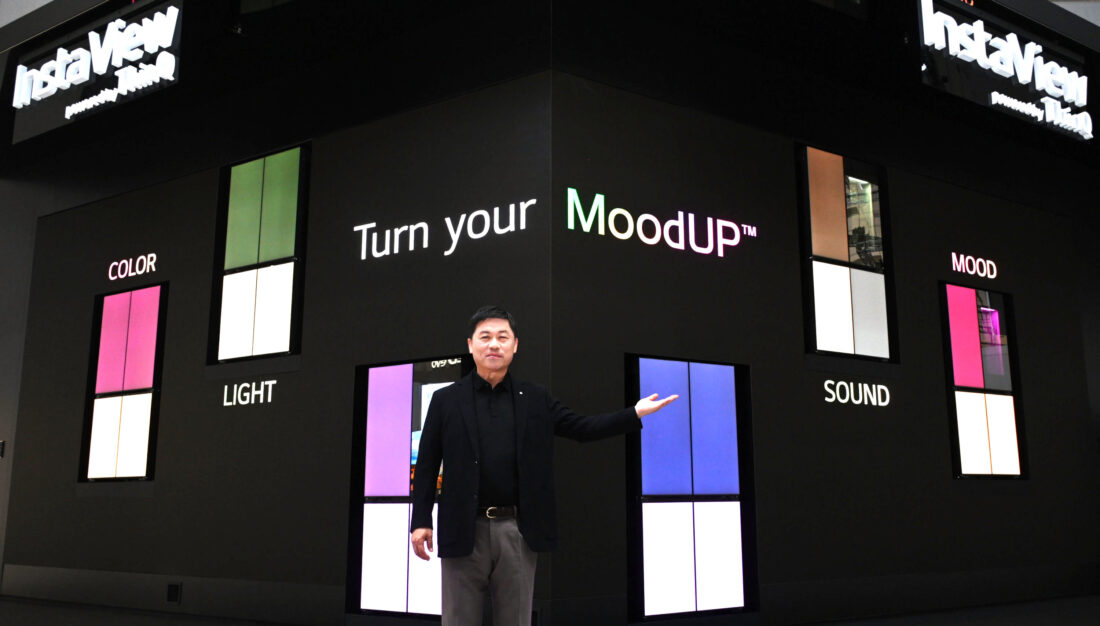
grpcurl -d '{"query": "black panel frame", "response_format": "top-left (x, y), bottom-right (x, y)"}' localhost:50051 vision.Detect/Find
top-left (938, 281), bottom-right (1029, 480)
top-left (796, 145), bottom-right (900, 364)
top-left (206, 142), bottom-right (311, 366)
top-left (624, 353), bottom-right (757, 622)
top-left (78, 280), bottom-right (169, 482)
top-left (346, 353), bottom-right (474, 618)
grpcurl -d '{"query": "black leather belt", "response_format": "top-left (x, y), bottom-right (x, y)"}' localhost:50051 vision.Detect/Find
top-left (478, 506), bottom-right (516, 519)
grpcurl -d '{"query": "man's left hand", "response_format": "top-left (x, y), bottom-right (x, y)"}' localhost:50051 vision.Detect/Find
top-left (635, 393), bottom-right (679, 418)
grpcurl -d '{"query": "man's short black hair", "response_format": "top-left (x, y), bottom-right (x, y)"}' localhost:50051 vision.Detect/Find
top-left (468, 305), bottom-right (517, 338)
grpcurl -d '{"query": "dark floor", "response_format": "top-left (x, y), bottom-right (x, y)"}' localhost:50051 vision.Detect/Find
top-left (0, 597), bottom-right (265, 626)
top-left (0, 594), bottom-right (1097, 626)
top-left (815, 594), bottom-right (1100, 625)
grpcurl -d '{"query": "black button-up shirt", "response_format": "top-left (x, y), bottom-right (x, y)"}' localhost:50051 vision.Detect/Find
top-left (473, 372), bottom-right (518, 506)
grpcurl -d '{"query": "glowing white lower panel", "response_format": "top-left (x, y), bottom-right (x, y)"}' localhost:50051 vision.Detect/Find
top-left (642, 502), bottom-right (696, 616)
top-left (812, 261), bottom-right (855, 354)
top-left (850, 269), bottom-right (889, 358)
top-left (252, 262), bottom-right (294, 356)
top-left (87, 397), bottom-right (123, 479)
top-left (985, 394), bottom-right (1020, 475)
top-left (693, 501), bottom-right (744, 611)
top-left (955, 391), bottom-right (992, 475)
top-left (218, 270), bottom-right (258, 360)
top-left (406, 504), bottom-right (441, 615)
top-left (361, 503), bottom-right (410, 612)
top-left (114, 393), bottom-right (153, 478)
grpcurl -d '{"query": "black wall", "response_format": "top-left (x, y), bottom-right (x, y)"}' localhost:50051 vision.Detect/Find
top-left (2, 2), bottom-right (1100, 626)
top-left (548, 74), bottom-right (1100, 623)
top-left (5, 75), bottom-right (551, 623)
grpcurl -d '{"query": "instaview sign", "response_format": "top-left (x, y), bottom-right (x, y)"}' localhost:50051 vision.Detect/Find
top-left (918, 0), bottom-right (1092, 141)
top-left (9, 2), bottom-right (182, 143)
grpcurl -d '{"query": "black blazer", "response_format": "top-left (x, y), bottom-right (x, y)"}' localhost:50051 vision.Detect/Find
top-left (410, 371), bottom-right (641, 558)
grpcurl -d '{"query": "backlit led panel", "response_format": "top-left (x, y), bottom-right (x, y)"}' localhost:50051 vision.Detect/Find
top-left (360, 503), bottom-right (411, 613)
top-left (641, 501), bottom-right (746, 615)
top-left (218, 271), bottom-right (257, 360)
top-left (225, 159), bottom-right (264, 271)
top-left (252, 262), bottom-right (295, 355)
top-left (807, 147), bottom-right (848, 260)
top-left (364, 364), bottom-right (414, 497)
top-left (114, 392), bottom-right (153, 477)
top-left (358, 357), bottom-right (465, 616)
top-left (217, 262), bottom-right (295, 360)
top-left (946, 286), bottom-right (1015, 391)
top-left (405, 505), bottom-right (442, 615)
top-left (642, 502), bottom-right (697, 616)
top-left (257, 149), bottom-right (300, 264)
top-left (804, 147), bottom-right (891, 359)
top-left (95, 286), bottom-right (161, 393)
top-left (812, 263), bottom-right (889, 358)
top-left (224, 148), bottom-right (301, 271)
top-left (985, 394), bottom-right (1020, 475)
top-left (851, 269), bottom-right (889, 359)
top-left (688, 362), bottom-right (738, 495)
top-left (635, 357), bottom-right (747, 617)
top-left (122, 287), bottom-right (160, 390)
top-left (955, 391), bottom-right (993, 475)
top-left (359, 503), bottom-right (442, 614)
top-left (86, 286), bottom-right (162, 480)
top-left (216, 147), bottom-right (303, 362)
top-left (94, 293), bottom-right (130, 393)
top-left (813, 261), bottom-right (855, 354)
top-left (944, 285), bottom-right (1020, 477)
top-left (88, 394), bottom-right (153, 480)
top-left (87, 397), bottom-right (124, 479)
top-left (693, 501), bottom-right (744, 611)
top-left (946, 285), bottom-right (983, 388)
top-left (639, 358), bottom-right (692, 495)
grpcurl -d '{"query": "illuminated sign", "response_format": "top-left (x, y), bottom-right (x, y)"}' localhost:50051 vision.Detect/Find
top-left (918, 0), bottom-right (1092, 140)
top-left (10, 2), bottom-right (182, 142)
top-left (352, 197), bottom-right (538, 259)
top-left (108, 253), bottom-right (158, 281)
top-left (222, 380), bottom-right (277, 406)
top-left (567, 188), bottom-right (758, 257)
top-left (951, 252), bottom-right (997, 278)
top-left (823, 379), bottom-right (891, 407)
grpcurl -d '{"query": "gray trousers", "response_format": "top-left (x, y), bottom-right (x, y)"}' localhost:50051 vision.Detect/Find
top-left (441, 517), bottom-right (537, 626)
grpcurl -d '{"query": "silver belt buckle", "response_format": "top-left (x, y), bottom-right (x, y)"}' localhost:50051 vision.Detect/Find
top-left (485, 506), bottom-right (500, 519)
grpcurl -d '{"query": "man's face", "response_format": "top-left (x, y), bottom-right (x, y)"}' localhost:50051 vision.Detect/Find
top-left (467, 318), bottom-right (518, 376)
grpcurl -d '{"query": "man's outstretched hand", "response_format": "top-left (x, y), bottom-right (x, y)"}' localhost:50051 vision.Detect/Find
top-left (635, 393), bottom-right (679, 418)
top-left (411, 527), bottom-right (434, 561)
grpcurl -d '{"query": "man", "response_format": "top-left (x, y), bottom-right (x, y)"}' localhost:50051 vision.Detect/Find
top-left (410, 305), bottom-right (677, 625)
